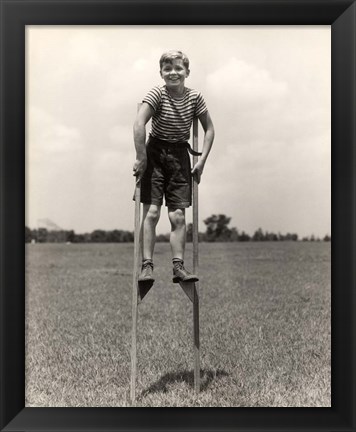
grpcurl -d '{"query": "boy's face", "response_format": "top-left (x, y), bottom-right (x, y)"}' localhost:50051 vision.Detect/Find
top-left (160, 59), bottom-right (189, 89)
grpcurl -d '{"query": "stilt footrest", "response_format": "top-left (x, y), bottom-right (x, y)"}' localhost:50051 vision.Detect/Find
top-left (138, 280), bottom-right (154, 303)
top-left (178, 281), bottom-right (197, 303)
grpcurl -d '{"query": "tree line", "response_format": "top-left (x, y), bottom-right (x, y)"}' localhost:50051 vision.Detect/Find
top-left (25, 227), bottom-right (134, 244)
top-left (25, 214), bottom-right (331, 244)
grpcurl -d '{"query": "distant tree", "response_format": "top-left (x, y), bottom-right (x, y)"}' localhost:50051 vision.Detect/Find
top-left (186, 223), bottom-right (193, 242)
top-left (73, 233), bottom-right (85, 243)
top-left (66, 230), bottom-right (75, 243)
top-left (90, 229), bottom-right (107, 243)
top-left (284, 233), bottom-right (298, 241)
top-left (203, 214), bottom-right (232, 242)
top-left (238, 231), bottom-right (250, 242)
top-left (265, 231), bottom-right (278, 241)
top-left (156, 233), bottom-right (169, 242)
top-left (47, 230), bottom-right (66, 242)
top-left (37, 228), bottom-right (48, 243)
top-left (252, 228), bottom-right (265, 241)
top-left (277, 232), bottom-right (298, 241)
top-left (121, 231), bottom-right (134, 242)
top-left (106, 230), bottom-right (124, 243)
top-left (230, 227), bottom-right (239, 242)
top-left (323, 234), bottom-right (331, 242)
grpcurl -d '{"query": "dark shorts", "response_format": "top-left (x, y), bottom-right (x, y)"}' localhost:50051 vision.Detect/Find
top-left (140, 137), bottom-right (192, 208)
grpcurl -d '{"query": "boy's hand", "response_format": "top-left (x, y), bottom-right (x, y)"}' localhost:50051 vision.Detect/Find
top-left (133, 158), bottom-right (147, 183)
top-left (191, 160), bottom-right (205, 184)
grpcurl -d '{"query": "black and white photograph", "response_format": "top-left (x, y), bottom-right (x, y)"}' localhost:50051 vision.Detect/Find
top-left (25, 25), bottom-right (331, 407)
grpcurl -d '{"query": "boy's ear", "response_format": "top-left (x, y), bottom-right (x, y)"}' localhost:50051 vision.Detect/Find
top-left (160, 69), bottom-right (163, 78)
top-left (186, 68), bottom-right (190, 77)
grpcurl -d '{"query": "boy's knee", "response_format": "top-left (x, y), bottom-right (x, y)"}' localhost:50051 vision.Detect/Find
top-left (169, 208), bottom-right (186, 227)
top-left (145, 206), bottom-right (160, 224)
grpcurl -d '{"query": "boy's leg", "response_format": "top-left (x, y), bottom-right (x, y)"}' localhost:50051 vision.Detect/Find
top-left (168, 207), bottom-right (198, 283)
top-left (142, 204), bottom-right (161, 259)
top-left (168, 207), bottom-right (186, 260)
top-left (138, 204), bottom-right (161, 282)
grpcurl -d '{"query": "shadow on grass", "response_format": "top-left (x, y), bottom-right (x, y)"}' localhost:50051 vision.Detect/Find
top-left (141, 369), bottom-right (229, 396)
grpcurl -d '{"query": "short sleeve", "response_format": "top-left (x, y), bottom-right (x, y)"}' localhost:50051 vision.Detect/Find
top-left (142, 86), bottom-right (162, 112)
top-left (195, 92), bottom-right (208, 117)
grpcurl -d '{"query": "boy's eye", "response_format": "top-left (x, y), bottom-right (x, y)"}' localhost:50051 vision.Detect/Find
top-left (162, 64), bottom-right (185, 73)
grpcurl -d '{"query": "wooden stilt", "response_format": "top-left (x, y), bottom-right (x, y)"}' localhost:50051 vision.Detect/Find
top-left (192, 117), bottom-right (200, 394)
top-left (130, 107), bottom-right (200, 402)
top-left (130, 103), bottom-right (144, 404)
top-left (130, 182), bottom-right (141, 404)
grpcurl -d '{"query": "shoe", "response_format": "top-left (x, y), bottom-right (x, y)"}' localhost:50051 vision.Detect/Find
top-left (138, 260), bottom-right (155, 282)
top-left (172, 260), bottom-right (199, 283)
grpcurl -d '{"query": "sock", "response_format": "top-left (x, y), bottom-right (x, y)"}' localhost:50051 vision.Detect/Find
top-left (172, 258), bottom-right (183, 267)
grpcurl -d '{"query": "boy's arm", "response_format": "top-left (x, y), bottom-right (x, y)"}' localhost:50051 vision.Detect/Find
top-left (191, 111), bottom-right (215, 184)
top-left (133, 102), bottom-right (154, 182)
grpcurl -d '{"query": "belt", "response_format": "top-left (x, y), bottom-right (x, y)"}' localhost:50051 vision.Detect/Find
top-left (148, 137), bottom-right (202, 156)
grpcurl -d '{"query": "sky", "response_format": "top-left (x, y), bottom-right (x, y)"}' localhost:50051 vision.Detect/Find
top-left (26, 26), bottom-right (331, 238)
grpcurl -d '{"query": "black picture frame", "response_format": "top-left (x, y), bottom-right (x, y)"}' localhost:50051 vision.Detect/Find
top-left (1, 0), bottom-right (355, 431)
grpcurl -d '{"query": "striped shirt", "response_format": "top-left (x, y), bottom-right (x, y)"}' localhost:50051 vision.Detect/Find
top-left (142, 85), bottom-right (208, 142)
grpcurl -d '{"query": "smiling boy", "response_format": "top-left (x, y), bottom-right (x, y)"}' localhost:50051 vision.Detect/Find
top-left (133, 50), bottom-right (215, 283)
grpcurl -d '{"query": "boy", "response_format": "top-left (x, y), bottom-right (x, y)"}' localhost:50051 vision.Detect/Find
top-left (133, 50), bottom-right (214, 284)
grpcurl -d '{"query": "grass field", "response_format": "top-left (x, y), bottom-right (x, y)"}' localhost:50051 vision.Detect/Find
top-left (25, 242), bottom-right (330, 407)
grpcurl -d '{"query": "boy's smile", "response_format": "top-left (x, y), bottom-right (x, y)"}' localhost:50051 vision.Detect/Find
top-left (160, 59), bottom-right (189, 95)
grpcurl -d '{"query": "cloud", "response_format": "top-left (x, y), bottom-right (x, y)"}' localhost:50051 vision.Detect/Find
top-left (93, 148), bottom-right (133, 181)
top-left (28, 106), bottom-right (83, 157)
top-left (107, 124), bottom-right (133, 151)
top-left (204, 55), bottom-right (329, 179)
top-left (207, 58), bottom-right (288, 105)
top-left (133, 58), bottom-right (149, 72)
top-left (98, 50), bottom-right (161, 111)
top-left (204, 58), bottom-right (291, 156)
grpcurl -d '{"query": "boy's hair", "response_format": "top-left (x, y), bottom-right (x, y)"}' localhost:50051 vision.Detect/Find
top-left (159, 50), bottom-right (190, 71)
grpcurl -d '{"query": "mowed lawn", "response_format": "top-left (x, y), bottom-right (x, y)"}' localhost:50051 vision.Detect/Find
top-left (25, 242), bottom-right (330, 407)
